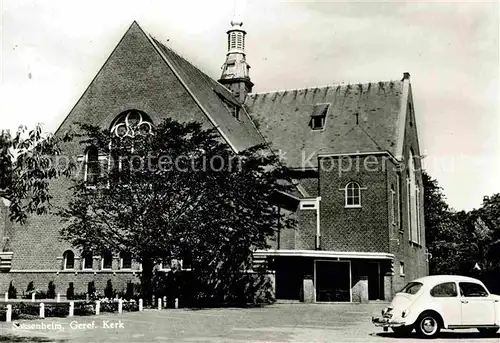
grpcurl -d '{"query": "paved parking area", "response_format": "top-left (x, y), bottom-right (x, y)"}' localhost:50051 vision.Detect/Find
top-left (1, 303), bottom-right (499, 343)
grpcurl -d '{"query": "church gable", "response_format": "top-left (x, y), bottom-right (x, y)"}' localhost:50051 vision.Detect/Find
top-left (55, 22), bottom-right (212, 146)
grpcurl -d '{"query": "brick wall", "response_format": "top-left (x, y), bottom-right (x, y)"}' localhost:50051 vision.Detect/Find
top-left (318, 155), bottom-right (390, 252)
top-left (295, 210), bottom-right (317, 250)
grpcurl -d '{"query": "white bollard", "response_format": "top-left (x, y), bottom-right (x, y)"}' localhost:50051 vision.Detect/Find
top-left (56, 294), bottom-right (60, 303)
top-left (157, 298), bottom-right (162, 310)
top-left (69, 301), bottom-right (74, 317)
top-left (163, 296), bottom-right (167, 308)
top-left (118, 299), bottom-right (123, 314)
top-left (138, 299), bottom-right (143, 312)
top-left (31, 293), bottom-right (35, 302)
top-left (175, 298), bottom-right (178, 309)
top-left (4, 292), bottom-right (8, 301)
top-left (95, 301), bottom-right (100, 315)
top-left (39, 303), bottom-right (45, 318)
top-left (6, 304), bottom-right (12, 322)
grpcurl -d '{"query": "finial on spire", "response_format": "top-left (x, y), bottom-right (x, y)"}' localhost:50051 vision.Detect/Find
top-left (231, 0), bottom-right (245, 27)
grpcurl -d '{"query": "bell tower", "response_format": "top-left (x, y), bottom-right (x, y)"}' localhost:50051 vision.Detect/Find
top-left (218, 13), bottom-right (253, 103)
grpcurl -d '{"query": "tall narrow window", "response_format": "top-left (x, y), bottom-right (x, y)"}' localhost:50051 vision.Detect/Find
top-left (82, 250), bottom-right (93, 270)
top-left (408, 150), bottom-right (418, 243)
top-left (396, 173), bottom-right (401, 228)
top-left (120, 252), bottom-right (132, 270)
top-left (85, 146), bottom-right (99, 185)
top-left (345, 182), bottom-right (361, 207)
top-left (416, 186), bottom-right (421, 243)
top-left (101, 251), bottom-right (113, 270)
top-left (407, 174), bottom-right (412, 239)
top-left (391, 184), bottom-right (396, 225)
top-left (63, 250), bottom-right (75, 270)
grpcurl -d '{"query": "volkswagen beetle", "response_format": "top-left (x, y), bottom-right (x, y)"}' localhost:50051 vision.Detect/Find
top-left (372, 275), bottom-right (500, 338)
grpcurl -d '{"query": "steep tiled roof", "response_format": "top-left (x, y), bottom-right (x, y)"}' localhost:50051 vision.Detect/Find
top-left (245, 81), bottom-right (405, 168)
top-left (147, 33), bottom-right (264, 152)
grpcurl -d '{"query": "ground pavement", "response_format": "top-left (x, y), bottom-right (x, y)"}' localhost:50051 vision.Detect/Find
top-left (1, 303), bottom-right (499, 343)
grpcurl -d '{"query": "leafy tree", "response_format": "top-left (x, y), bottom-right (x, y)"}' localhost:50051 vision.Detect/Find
top-left (423, 171), bottom-right (471, 274)
top-left (466, 194), bottom-right (500, 291)
top-left (60, 119), bottom-right (294, 304)
top-left (0, 124), bottom-right (73, 223)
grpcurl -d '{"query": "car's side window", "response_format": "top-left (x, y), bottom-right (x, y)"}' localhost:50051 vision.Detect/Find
top-left (430, 282), bottom-right (458, 297)
top-left (459, 282), bottom-right (489, 297)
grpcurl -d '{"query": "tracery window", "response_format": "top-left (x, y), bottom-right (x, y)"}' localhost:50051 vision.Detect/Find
top-left (110, 110), bottom-right (153, 139)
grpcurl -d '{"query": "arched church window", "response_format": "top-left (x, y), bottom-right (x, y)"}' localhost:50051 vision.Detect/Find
top-left (63, 250), bottom-right (75, 270)
top-left (82, 250), bottom-right (93, 270)
top-left (110, 110), bottom-right (153, 139)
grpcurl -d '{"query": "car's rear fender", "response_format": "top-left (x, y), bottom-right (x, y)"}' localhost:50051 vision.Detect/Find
top-left (402, 300), bottom-right (445, 327)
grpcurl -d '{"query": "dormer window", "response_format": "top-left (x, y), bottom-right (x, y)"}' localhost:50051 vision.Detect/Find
top-left (310, 103), bottom-right (330, 130)
top-left (229, 105), bottom-right (239, 119)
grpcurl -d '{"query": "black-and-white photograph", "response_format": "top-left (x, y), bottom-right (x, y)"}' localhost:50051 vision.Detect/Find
top-left (0, 0), bottom-right (498, 342)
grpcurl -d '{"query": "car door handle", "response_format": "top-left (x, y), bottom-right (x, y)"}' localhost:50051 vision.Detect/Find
top-left (461, 300), bottom-right (469, 304)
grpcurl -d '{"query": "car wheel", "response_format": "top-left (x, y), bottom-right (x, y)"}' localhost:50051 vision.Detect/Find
top-left (415, 313), bottom-right (441, 338)
top-left (391, 325), bottom-right (413, 336)
top-left (477, 328), bottom-right (499, 336)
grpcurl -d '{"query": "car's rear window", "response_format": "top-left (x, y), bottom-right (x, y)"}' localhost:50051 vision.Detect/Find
top-left (400, 282), bottom-right (423, 295)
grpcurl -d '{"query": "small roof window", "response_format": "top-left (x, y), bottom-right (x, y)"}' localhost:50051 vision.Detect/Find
top-left (310, 103), bottom-right (330, 130)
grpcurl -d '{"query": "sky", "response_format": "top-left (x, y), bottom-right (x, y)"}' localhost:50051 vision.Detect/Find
top-left (0, 0), bottom-right (499, 211)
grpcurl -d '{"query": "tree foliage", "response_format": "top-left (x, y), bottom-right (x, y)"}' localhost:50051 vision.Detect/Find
top-left (423, 171), bottom-right (473, 274)
top-left (60, 119), bottom-right (294, 304)
top-left (424, 170), bottom-right (500, 291)
top-left (0, 124), bottom-right (73, 223)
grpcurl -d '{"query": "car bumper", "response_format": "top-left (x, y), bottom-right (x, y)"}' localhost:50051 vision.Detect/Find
top-left (372, 316), bottom-right (405, 328)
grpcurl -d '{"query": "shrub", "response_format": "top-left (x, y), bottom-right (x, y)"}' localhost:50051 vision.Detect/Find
top-left (8, 281), bottom-right (17, 299)
top-left (74, 301), bottom-right (95, 316)
top-left (47, 281), bottom-right (56, 299)
top-left (122, 299), bottom-right (139, 312)
top-left (12, 302), bottom-right (39, 318)
top-left (88, 281), bottom-right (96, 300)
top-left (104, 279), bottom-right (114, 299)
top-left (45, 303), bottom-right (69, 317)
top-left (66, 282), bottom-right (75, 300)
top-left (125, 282), bottom-right (134, 300)
top-left (26, 281), bottom-right (34, 294)
top-left (99, 299), bottom-right (117, 313)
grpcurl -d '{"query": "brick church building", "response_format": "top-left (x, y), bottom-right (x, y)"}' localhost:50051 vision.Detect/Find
top-left (0, 18), bottom-right (428, 302)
